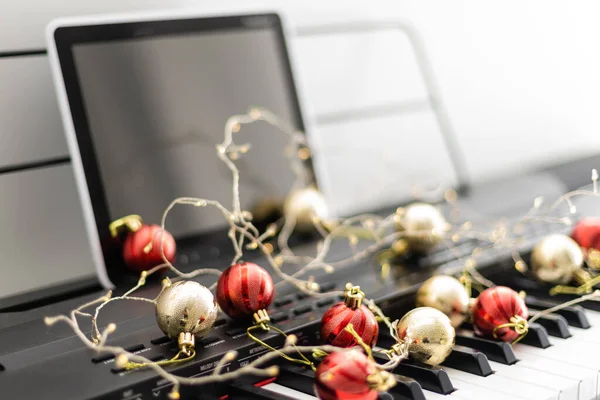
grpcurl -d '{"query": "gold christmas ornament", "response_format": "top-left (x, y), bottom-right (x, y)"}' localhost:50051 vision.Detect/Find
top-left (416, 275), bottom-right (470, 328)
top-left (396, 203), bottom-right (448, 252)
top-left (531, 234), bottom-right (584, 285)
top-left (394, 307), bottom-right (455, 366)
top-left (283, 187), bottom-right (328, 232)
top-left (155, 280), bottom-right (218, 353)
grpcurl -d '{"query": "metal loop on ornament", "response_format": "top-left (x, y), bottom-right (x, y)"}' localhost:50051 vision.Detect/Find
top-left (550, 271), bottom-right (600, 296)
top-left (247, 311), bottom-right (316, 371)
top-left (492, 315), bottom-right (529, 344)
top-left (125, 348), bottom-right (196, 371)
top-left (366, 370), bottom-right (397, 392)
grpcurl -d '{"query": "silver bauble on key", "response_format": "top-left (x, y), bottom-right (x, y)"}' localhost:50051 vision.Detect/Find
top-left (416, 275), bottom-right (470, 328)
top-left (396, 203), bottom-right (448, 252)
top-left (394, 307), bottom-right (455, 366)
top-left (531, 234), bottom-right (584, 285)
top-left (155, 280), bottom-right (218, 339)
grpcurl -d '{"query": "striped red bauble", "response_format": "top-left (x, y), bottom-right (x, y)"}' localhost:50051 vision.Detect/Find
top-left (216, 262), bottom-right (275, 319)
top-left (471, 286), bottom-right (528, 342)
top-left (572, 218), bottom-right (600, 251)
top-left (123, 224), bottom-right (176, 272)
top-left (314, 350), bottom-right (378, 400)
top-left (320, 287), bottom-right (378, 348)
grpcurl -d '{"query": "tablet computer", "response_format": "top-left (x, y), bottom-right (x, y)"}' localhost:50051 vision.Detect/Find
top-left (47, 11), bottom-right (317, 288)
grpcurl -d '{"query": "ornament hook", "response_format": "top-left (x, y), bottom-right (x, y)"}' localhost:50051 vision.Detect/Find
top-left (492, 315), bottom-right (529, 344)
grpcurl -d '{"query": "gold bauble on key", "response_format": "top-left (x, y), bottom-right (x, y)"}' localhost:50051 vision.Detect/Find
top-left (395, 307), bottom-right (455, 366)
top-left (155, 280), bottom-right (218, 340)
top-left (283, 187), bottom-right (329, 232)
top-left (416, 275), bottom-right (470, 328)
top-left (396, 203), bottom-right (448, 253)
top-left (531, 234), bottom-right (584, 285)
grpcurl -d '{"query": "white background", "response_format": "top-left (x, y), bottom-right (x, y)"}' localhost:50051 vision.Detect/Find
top-left (1, 0), bottom-right (600, 298)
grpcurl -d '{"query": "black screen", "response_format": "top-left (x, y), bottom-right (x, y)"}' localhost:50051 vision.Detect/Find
top-left (70, 19), bottom-right (307, 238)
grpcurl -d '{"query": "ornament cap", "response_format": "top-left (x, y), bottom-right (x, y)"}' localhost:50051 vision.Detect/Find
top-left (588, 249), bottom-right (600, 270)
top-left (178, 332), bottom-right (195, 356)
top-left (344, 283), bottom-right (365, 309)
top-left (109, 214), bottom-right (143, 238)
top-left (574, 268), bottom-right (592, 285)
top-left (253, 309), bottom-right (271, 328)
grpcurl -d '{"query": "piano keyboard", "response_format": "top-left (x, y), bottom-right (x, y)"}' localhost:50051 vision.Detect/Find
top-left (244, 289), bottom-right (600, 400)
top-left (1, 202), bottom-right (597, 400)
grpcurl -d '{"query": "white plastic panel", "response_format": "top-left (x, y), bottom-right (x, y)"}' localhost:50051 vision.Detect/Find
top-left (0, 56), bottom-right (68, 168)
top-left (313, 111), bottom-right (458, 217)
top-left (294, 29), bottom-right (427, 117)
top-left (0, 165), bottom-right (94, 299)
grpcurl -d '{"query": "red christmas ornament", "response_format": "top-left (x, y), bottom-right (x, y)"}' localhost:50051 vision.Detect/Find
top-left (314, 350), bottom-right (379, 400)
top-left (123, 224), bottom-right (176, 272)
top-left (572, 218), bottom-right (600, 251)
top-left (471, 286), bottom-right (528, 342)
top-left (216, 262), bottom-right (275, 319)
top-left (321, 285), bottom-right (378, 348)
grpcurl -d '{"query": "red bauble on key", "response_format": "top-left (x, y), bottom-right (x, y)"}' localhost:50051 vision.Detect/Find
top-left (572, 218), bottom-right (600, 251)
top-left (123, 224), bottom-right (176, 272)
top-left (216, 262), bottom-right (275, 319)
top-left (314, 350), bottom-right (379, 400)
top-left (321, 285), bottom-right (378, 348)
top-left (471, 286), bottom-right (528, 342)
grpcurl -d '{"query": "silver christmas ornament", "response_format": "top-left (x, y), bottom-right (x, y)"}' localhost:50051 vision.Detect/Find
top-left (396, 203), bottom-right (448, 252)
top-left (155, 280), bottom-right (218, 342)
top-left (531, 234), bottom-right (584, 285)
top-left (283, 187), bottom-right (328, 232)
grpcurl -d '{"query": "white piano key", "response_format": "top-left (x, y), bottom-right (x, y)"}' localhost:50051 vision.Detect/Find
top-left (423, 390), bottom-right (469, 400)
top-left (262, 382), bottom-right (318, 400)
top-left (442, 365), bottom-right (557, 400)
top-left (513, 340), bottom-right (599, 399)
top-left (487, 359), bottom-right (579, 400)
top-left (511, 351), bottom-right (596, 400)
top-left (445, 375), bottom-right (531, 400)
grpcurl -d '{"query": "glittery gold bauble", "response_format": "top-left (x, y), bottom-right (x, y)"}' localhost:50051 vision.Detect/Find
top-left (531, 234), bottom-right (584, 285)
top-left (397, 203), bottom-right (447, 252)
top-left (283, 187), bottom-right (328, 232)
top-left (395, 307), bottom-right (455, 366)
top-left (416, 276), bottom-right (470, 328)
top-left (155, 281), bottom-right (218, 339)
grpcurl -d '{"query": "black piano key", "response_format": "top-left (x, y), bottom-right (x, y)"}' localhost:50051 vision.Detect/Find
top-left (292, 304), bottom-right (312, 316)
top-left (528, 312), bottom-right (571, 338)
top-left (519, 323), bottom-right (551, 349)
top-left (377, 331), bottom-right (398, 350)
top-left (91, 343), bottom-right (145, 363)
top-left (228, 381), bottom-right (297, 400)
top-left (387, 375), bottom-right (426, 400)
top-left (525, 296), bottom-right (590, 329)
top-left (441, 345), bottom-right (493, 377)
top-left (270, 312), bottom-right (289, 324)
top-left (455, 331), bottom-right (518, 365)
top-left (315, 297), bottom-right (336, 308)
top-left (374, 354), bottom-right (454, 395)
top-left (274, 295), bottom-right (295, 307)
top-left (150, 335), bottom-right (173, 346)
